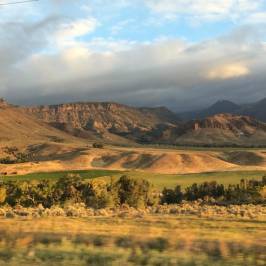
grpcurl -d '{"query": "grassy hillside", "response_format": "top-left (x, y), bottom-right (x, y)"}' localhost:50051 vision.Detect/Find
top-left (0, 104), bottom-right (85, 155)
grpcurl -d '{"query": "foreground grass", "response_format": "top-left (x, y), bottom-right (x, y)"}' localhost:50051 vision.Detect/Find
top-left (3, 169), bottom-right (266, 189)
top-left (0, 215), bottom-right (265, 266)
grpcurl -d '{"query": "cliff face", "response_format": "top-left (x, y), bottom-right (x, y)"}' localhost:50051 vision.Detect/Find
top-left (140, 113), bottom-right (266, 145)
top-left (189, 114), bottom-right (266, 130)
top-left (25, 102), bottom-right (180, 140)
top-left (173, 114), bottom-right (266, 145)
top-left (24, 102), bottom-right (266, 146)
top-left (192, 114), bottom-right (266, 135)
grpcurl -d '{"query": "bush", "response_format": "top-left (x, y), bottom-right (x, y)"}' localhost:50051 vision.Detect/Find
top-left (52, 175), bottom-right (84, 205)
top-left (145, 237), bottom-right (169, 252)
top-left (161, 185), bottom-right (183, 204)
top-left (0, 175), bottom-right (265, 208)
top-left (83, 179), bottom-right (118, 209)
top-left (93, 143), bottom-right (104, 149)
top-left (115, 175), bottom-right (158, 208)
top-left (0, 157), bottom-right (15, 164)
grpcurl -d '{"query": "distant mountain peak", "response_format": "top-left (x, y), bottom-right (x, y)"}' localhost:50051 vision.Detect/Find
top-left (255, 98), bottom-right (266, 105)
top-left (210, 99), bottom-right (240, 110)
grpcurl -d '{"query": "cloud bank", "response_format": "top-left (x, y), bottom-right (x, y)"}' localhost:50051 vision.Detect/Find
top-left (0, 1), bottom-right (265, 111)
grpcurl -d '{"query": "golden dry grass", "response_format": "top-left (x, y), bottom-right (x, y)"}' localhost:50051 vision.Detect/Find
top-left (0, 214), bottom-right (265, 265)
top-left (1, 145), bottom-right (266, 176)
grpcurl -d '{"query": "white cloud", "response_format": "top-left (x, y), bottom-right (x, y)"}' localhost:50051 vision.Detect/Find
top-left (145, 0), bottom-right (265, 22)
top-left (1, 1), bottom-right (266, 110)
top-left (55, 18), bottom-right (98, 48)
top-left (245, 12), bottom-right (266, 23)
top-left (206, 63), bottom-right (250, 80)
top-left (3, 24), bottom-right (266, 110)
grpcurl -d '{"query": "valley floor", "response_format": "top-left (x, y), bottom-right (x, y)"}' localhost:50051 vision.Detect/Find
top-left (1, 144), bottom-right (266, 177)
top-left (1, 145), bottom-right (266, 266)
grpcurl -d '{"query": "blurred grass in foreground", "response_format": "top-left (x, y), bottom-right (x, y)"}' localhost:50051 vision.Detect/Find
top-left (0, 215), bottom-right (265, 266)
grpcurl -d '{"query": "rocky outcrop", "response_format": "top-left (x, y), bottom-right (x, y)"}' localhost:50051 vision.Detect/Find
top-left (22, 102), bottom-right (266, 146)
top-left (25, 102), bottom-right (180, 140)
top-left (191, 114), bottom-right (266, 135)
top-left (141, 113), bottom-right (266, 145)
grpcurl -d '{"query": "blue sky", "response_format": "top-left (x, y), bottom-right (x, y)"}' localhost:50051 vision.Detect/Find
top-left (0, 0), bottom-right (266, 110)
top-left (13, 0), bottom-right (265, 46)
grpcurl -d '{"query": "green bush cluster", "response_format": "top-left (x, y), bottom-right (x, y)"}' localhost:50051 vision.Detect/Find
top-left (0, 175), bottom-right (158, 209)
top-left (161, 176), bottom-right (266, 205)
top-left (0, 175), bottom-right (265, 209)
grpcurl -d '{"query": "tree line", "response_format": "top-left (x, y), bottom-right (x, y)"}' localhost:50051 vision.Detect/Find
top-left (161, 177), bottom-right (266, 205)
top-left (0, 175), bottom-right (158, 209)
top-left (0, 175), bottom-right (265, 209)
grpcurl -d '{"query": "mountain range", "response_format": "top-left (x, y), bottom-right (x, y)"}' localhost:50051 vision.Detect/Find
top-left (22, 98), bottom-right (266, 147)
top-left (179, 98), bottom-right (266, 122)
top-left (0, 97), bottom-right (265, 150)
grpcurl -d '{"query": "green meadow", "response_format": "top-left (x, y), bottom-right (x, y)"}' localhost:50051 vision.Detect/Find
top-left (2, 169), bottom-right (266, 190)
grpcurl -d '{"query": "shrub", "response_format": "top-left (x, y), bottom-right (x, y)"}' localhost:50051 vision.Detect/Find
top-left (115, 236), bottom-right (135, 249)
top-left (52, 175), bottom-right (84, 205)
top-left (92, 143), bottom-right (104, 149)
top-left (145, 237), bottom-right (169, 252)
top-left (83, 179), bottom-right (117, 209)
top-left (115, 175), bottom-right (158, 208)
top-left (161, 185), bottom-right (183, 204)
top-left (0, 157), bottom-right (15, 164)
top-left (0, 175), bottom-right (265, 208)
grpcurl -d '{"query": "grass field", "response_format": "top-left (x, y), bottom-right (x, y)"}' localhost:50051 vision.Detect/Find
top-left (2, 169), bottom-right (266, 190)
top-left (0, 215), bottom-right (265, 266)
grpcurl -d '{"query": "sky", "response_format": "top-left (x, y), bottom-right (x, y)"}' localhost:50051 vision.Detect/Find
top-left (0, 0), bottom-right (266, 111)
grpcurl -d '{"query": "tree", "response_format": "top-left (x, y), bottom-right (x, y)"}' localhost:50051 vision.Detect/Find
top-left (82, 179), bottom-right (117, 209)
top-left (53, 175), bottom-right (84, 204)
top-left (161, 185), bottom-right (183, 204)
top-left (115, 175), bottom-right (158, 208)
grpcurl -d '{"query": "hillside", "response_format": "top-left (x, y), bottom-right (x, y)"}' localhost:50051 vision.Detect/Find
top-left (25, 102), bottom-right (180, 143)
top-left (140, 113), bottom-right (266, 146)
top-left (0, 99), bottom-right (85, 158)
top-left (179, 98), bottom-right (266, 122)
top-left (0, 99), bottom-right (266, 175)
top-left (0, 98), bottom-right (264, 152)
top-left (23, 101), bottom-right (266, 146)
top-left (175, 114), bottom-right (266, 146)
